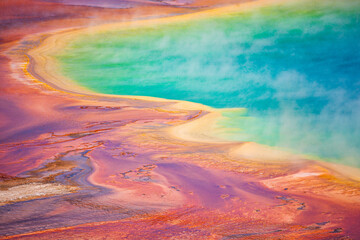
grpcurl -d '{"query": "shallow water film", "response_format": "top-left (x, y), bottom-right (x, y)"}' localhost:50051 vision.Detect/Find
top-left (1, 0), bottom-right (360, 239)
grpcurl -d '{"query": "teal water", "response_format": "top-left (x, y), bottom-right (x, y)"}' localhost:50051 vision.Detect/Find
top-left (56, 0), bottom-right (360, 166)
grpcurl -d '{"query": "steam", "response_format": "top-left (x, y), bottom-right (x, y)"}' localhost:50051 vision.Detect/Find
top-left (57, 0), bottom-right (360, 166)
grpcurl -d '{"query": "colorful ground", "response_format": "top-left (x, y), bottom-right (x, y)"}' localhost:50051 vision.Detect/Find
top-left (0, 0), bottom-right (359, 239)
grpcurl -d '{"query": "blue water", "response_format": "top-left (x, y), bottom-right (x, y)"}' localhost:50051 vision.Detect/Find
top-left (57, 0), bottom-right (360, 166)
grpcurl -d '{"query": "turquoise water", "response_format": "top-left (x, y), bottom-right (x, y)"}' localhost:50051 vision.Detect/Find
top-left (56, 0), bottom-right (360, 166)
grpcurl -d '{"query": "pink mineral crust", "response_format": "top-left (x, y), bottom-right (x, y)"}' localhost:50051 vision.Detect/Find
top-left (0, 0), bottom-right (360, 239)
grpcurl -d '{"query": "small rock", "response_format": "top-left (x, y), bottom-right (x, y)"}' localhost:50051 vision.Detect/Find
top-left (330, 228), bottom-right (343, 233)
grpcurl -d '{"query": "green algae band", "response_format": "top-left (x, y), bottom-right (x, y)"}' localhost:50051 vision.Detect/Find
top-left (56, 0), bottom-right (360, 166)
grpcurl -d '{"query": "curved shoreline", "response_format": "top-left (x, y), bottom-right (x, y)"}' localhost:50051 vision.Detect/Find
top-left (26, 0), bottom-right (287, 103)
top-left (24, 0), bottom-right (314, 171)
top-left (24, 0), bottom-right (360, 179)
top-left (25, 0), bottom-right (294, 143)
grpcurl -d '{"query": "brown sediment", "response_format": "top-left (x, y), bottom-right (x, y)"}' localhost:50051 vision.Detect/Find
top-left (1, 0), bottom-right (360, 239)
top-left (0, 183), bottom-right (78, 206)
